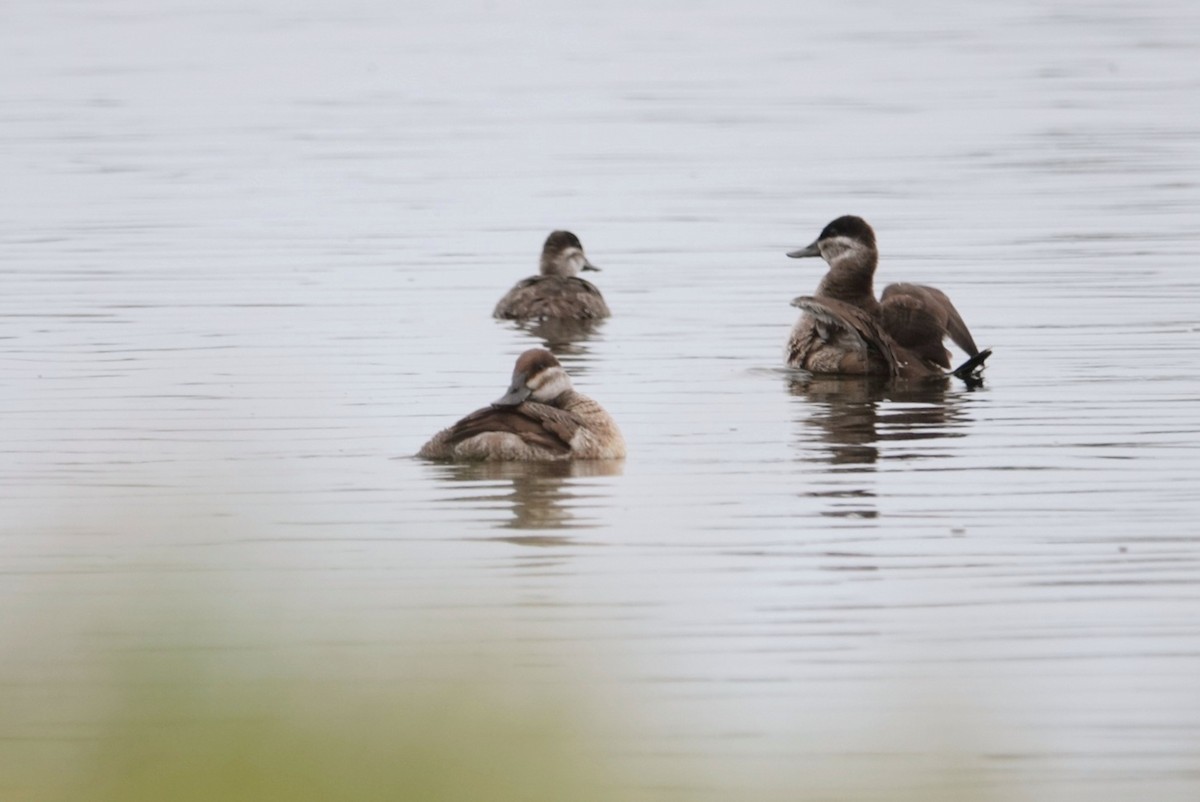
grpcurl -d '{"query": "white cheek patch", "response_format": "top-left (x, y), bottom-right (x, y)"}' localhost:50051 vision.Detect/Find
top-left (546, 248), bottom-right (585, 278)
top-left (824, 236), bottom-right (866, 266)
top-left (528, 368), bottom-right (572, 401)
top-left (562, 249), bottom-right (587, 277)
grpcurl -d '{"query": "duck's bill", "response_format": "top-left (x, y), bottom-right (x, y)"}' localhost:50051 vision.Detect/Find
top-left (786, 241), bottom-right (821, 259)
top-left (581, 261), bottom-right (601, 272)
top-left (492, 379), bottom-right (532, 407)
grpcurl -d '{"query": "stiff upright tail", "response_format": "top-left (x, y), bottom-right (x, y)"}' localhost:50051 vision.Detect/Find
top-left (951, 348), bottom-right (992, 384)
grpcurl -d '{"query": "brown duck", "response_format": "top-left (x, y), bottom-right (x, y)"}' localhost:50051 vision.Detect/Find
top-left (417, 349), bottom-right (625, 461)
top-left (493, 231), bottom-right (611, 321)
top-left (785, 215), bottom-right (990, 381)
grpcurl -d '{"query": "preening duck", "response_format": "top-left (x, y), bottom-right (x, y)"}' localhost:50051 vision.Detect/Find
top-left (785, 215), bottom-right (990, 381)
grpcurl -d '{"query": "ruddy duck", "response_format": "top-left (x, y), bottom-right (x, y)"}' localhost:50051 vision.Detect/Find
top-left (493, 231), bottom-right (611, 321)
top-left (417, 348), bottom-right (625, 461)
top-left (785, 216), bottom-right (991, 380)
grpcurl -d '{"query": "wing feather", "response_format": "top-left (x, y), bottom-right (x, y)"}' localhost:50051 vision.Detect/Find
top-left (443, 404), bottom-right (574, 454)
top-left (791, 295), bottom-right (901, 377)
top-left (881, 282), bottom-right (980, 356)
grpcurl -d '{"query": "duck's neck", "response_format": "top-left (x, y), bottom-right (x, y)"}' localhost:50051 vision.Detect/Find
top-left (816, 251), bottom-right (879, 311)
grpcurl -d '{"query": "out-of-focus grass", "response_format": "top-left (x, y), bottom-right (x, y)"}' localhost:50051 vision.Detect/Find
top-left (0, 541), bottom-right (1010, 802)
top-left (0, 561), bottom-right (642, 802)
top-left (6, 649), bottom-right (629, 802)
top-left (0, 601), bottom-right (1004, 802)
top-left (77, 684), bottom-right (611, 801)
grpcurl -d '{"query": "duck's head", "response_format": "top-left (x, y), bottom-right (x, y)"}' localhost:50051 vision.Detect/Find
top-left (540, 230), bottom-right (600, 278)
top-left (787, 215), bottom-right (877, 268)
top-left (493, 348), bottom-right (574, 407)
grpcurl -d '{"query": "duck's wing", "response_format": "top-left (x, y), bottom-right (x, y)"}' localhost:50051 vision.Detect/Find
top-left (441, 403), bottom-right (576, 455)
top-left (790, 295), bottom-right (901, 377)
top-left (514, 401), bottom-right (588, 446)
top-left (493, 276), bottom-right (546, 319)
top-left (881, 283), bottom-right (980, 356)
top-left (558, 277), bottom-right (598, 296)
top-left (565, 277), bottom-right (611, 317)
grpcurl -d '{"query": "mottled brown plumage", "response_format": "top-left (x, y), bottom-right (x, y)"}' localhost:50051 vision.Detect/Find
top-left (493, 231), bottom-right (611, 321)
top-left (417, 348), bottom-right (625, 461)
top-left (787, 296), bottom-right (900, 376)
top-left (433, 404), bottom-right (574, 455)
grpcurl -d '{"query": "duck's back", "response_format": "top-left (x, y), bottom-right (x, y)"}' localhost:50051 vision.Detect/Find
top-left (417, 404), bottom-right (574, 461)
top-left (493, 276), bottom-right (611, 321)
top-left (417, 395), bottom-right (625, 461)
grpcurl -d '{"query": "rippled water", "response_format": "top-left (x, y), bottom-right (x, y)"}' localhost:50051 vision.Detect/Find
top-left (4, 0), bottom-right (1200, 798)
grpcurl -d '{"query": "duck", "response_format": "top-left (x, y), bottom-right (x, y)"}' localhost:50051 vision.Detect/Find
top-left (417, 348), bottom-right (625, 461)
top-left (493, 231), bottom-right (611, 321)
top-left (785, 215), bottom-right (991, 381)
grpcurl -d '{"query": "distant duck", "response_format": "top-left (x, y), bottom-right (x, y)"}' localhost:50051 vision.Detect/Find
top-left (417, 348), bottom-right (625, 461)
top-left (493, 231), bottom-right (611, 321)
top-left (785, 216), bottom-right (990, 381)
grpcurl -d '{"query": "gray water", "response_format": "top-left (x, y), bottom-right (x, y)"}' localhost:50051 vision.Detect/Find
top-left (4, 0), bottom-right (1200, 799)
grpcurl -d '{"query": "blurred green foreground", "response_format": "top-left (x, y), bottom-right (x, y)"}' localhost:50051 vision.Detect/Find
top-left (0, 590), bottom-right (996, 802)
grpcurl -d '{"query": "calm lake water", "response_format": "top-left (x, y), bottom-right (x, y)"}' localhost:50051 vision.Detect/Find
top-left (4, 0), bottom-right (1200, 799)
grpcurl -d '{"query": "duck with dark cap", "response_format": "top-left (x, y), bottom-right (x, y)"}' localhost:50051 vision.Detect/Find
top-left (785, 215), bottom-right (991, 381)
top-left (493, 231), bottom-right (611, 321)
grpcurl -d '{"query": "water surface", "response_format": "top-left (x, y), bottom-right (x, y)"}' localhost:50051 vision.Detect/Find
top-left (3, 1), bottom-right (1200, 799)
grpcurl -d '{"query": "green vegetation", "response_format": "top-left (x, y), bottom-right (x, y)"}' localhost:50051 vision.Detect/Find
top-left (3, 635), bottom-right (631, 802)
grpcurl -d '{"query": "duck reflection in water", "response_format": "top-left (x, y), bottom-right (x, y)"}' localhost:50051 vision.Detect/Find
top-left (789, 374), bottom-right (977, 519)
top-left (429, 459), bottom-right (624, 543)
top-left (506, 316), bottom-right (607, 361)
top-left (790, 374), bottom-right (974, 466)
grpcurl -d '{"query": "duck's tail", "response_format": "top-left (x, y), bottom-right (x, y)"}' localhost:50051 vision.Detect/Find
top-left (951, 348), bottom-right (992, 385)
